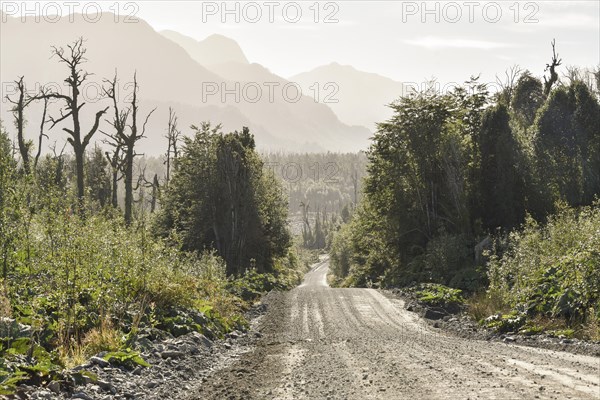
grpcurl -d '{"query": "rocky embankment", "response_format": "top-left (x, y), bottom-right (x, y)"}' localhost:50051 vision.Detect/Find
top-left (385, 288), bottom-right (600, 358)
top-left (8, 305), bottom-right (269, 400)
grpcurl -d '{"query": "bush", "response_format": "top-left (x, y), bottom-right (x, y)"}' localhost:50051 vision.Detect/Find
top-left (487, 203), bottom-right (600, 337)
top-left (482, 312), bottom-right (526, 333)
top-left (415, 284), bottom-right (465, 309)
top-left (0, 192), bottom-right (252, 387)
top-left (467, 290), bottom-right (510, 322)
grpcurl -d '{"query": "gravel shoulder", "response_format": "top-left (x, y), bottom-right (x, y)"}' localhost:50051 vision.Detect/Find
top-left (13, 305), bottom-right (267, 400)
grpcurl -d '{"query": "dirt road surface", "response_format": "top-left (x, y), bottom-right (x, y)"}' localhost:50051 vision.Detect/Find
top-left (190, 258), bottom-right (600, 399)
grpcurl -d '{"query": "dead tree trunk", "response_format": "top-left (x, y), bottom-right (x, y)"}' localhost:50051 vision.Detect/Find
top-left (102, 71), bottom-right (154, 225)
top-left (164, 107), bottom-right (180, 186)
top-left (34, 92), bottom-right (49, 170)
top-left (46, 38), bottom-right (108, 212)
top-left (543, 39), bottom-right (562, 96)
top-left (105, 146), bottom-right (122, 209)
top-left (6, 77), bottom-right (33, 175)
top-left (150, 174), bottom-right (159, 213)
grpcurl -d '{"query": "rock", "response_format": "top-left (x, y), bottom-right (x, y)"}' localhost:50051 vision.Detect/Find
top-left (161, 350), bottom-right (185, 359)
top-left (224, 343), bottom-right (232, 349)
top-left (503, 336), bottom-right (516, 343)
top-left (72, 392), bottom-right (94, 400)
top-left (34, 390), bottom-right (54, 399)
top-left (227, 331), bottom-right (240, 339)
top-left (96, 379), bottom-right (115, 392)
top-left (90, 356), bottom-right (110, 367)
top-left (188, 331), bottom-right (213, 348)
top-left (47, 381), bottom-right (60, 394)
top-left (146, 381), bottom-right (159, 389)
top-left (423, 308), bottom-right (446, 320)
top-left (72, 363), bottom-right (92, 372)
top-left (560, 338), bottom-right (573, 345)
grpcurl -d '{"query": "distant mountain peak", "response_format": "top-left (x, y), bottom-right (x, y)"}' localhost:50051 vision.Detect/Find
top-left (161, 30), bottom-right (249, 66)
top-left (291, 64), bottom-right (405, 131)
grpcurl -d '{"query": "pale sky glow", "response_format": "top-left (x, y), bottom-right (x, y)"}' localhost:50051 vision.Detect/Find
top-left (3, 0), bottom-right (599, 85)
top-left (403, 37), bottom-right (516, 50)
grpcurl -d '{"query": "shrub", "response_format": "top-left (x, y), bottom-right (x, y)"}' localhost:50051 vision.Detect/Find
top-left (487, 203), bottom-right (600, 337)
top-left (415, 284), bottom-right (465, 308)
top-left (467, 289), bottom-right (510, 322)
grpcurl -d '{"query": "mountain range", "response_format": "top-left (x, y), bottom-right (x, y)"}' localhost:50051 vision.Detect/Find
top-left (1, 12), bottom-right (405, 154)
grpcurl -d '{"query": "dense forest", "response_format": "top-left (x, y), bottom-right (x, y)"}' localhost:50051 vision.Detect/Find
top-left (330, 47), bottom-right (600, 339)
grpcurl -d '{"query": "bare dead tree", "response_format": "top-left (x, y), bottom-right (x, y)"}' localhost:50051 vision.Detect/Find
top-left (299, 201), bottom-right (312, 247)
top-left (563, 65), bottom-right (600, 97)
top-left (6, 78), bottom-right (51, 174)
top-left (563, 65), bottom-right (581, 85)
top-left (101, 73), bottom-right (128, 210)
top-left (102, 71), bottom-right (155, 225)
top-left (5, 77), bottom-right (35, 174)
top-left (495, 64), bottom-right (522, 102)
top-left (164, 107), bottom-right (180, 186)
top-left (140, 172), bottom-right (160, 213)
top-left (34, 87), bottom-right (50, 170)
top-left (45, 38), bottom-right (109, 211)
top-left (543, 39), bottom-right (562, 96)
top-left (104, 145), bottom-right (123, 209)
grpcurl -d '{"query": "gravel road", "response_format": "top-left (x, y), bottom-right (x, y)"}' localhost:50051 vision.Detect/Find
top-left (190, 257), bottom-right (600, 399)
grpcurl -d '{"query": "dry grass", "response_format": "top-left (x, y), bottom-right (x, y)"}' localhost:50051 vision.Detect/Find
top-left (528, 315), bottom-right (569, 331)
top-left (0, 282), bottom-right (11, 318)
top-left (467, 289), bottom-right (510, 322)
top-left (82, 316), bottom-right (122, 356)
top-left (58, 338), bottom-right (89, 369)
top-left (58, 316), bottom-right (122, 368)
top-left (582, 307), bottom-right (600, 341)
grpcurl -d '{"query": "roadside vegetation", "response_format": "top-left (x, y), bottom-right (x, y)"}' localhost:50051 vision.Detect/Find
top-left (0, 40), bottom-right (306, 395)
top-left (330, 44), bottom-right (600, 340)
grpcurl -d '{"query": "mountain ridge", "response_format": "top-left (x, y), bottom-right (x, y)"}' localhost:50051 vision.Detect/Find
top-left (1, 13), bottom-right (371, 154)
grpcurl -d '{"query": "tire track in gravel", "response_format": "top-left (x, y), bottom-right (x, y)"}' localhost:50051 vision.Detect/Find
top-left (189, 257), bottom-right (600, 400)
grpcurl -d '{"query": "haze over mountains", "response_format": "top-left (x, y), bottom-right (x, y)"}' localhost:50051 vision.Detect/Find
top-left (1, 12), bottom-right (407, 154)
top-left (292, 63), bottom-right (407, 131)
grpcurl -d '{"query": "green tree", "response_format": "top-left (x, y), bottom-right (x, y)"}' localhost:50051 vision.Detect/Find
top-left (478, 104), bottom-right (525, 231)
top-left (511, 71), bottom-right (544, 127)
top-left (86, 145), bottom-right (111, 208)
top-left (0, 121), bottom-right (18, 279)
top-left (158, 124), bottom-right (290, 275)
top-left (534, 81), bottom-right (600, 208)
top-left (571, 81), bottom-right (600, 204)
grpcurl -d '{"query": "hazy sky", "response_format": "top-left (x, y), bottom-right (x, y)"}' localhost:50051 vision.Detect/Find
top-left (4, 1), bottom-right (600, 85)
